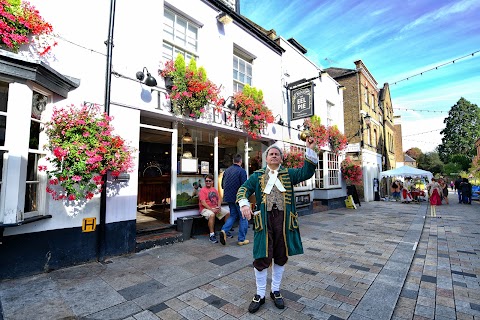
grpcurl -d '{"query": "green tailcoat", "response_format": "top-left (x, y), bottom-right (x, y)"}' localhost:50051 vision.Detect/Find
top-left (236, 159), bottom-right (316, 260)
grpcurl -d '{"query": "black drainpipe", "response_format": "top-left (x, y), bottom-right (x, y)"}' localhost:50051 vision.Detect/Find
top-left (98, 0), bottom-right (116, 262)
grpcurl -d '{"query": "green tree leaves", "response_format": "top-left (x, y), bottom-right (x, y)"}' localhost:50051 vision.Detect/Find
top-left (438, 97), bottom-right (480, 162)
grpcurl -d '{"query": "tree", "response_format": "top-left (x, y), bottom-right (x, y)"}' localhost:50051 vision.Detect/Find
top-left (406, 147), bottom-right (423, 160)
top-left (449, 154), bottom-right (472, 172)
top-left (438, 98), bottom-right (480, 162)
top-left (443, 162), bottom-right (462, 176)
top-left (417, 151), bottom-right (444, 175)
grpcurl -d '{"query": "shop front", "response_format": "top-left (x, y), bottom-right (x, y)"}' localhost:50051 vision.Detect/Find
top-left (134, 104), bottom-right (271, 228)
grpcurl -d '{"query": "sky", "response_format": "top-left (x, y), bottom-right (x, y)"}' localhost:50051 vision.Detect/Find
top-left (239, 0), bottom-right (480, 153)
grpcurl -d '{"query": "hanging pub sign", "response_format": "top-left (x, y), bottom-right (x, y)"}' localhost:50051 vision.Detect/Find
top-left (291, 83), bottom-right (314, 120)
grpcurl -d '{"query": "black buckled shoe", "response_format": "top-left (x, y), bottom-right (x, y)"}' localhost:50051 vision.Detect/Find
top-left (248, 294), bottom-right (265, 313)
top-left (270, 291), bottom-right (285, 309)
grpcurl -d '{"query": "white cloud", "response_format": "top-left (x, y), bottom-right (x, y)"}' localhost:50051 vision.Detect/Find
top-left (400, 0), bottom-right (480, 32)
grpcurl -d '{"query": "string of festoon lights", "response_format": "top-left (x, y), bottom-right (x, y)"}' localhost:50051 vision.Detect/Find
top-left (390, 49), bottom-right (480, 85)
top-left (393, 107), bottom-right (447, 114)
top-left (403, 128), bottom-right (443, 137)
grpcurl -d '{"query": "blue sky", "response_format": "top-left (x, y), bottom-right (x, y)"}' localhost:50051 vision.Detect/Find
top-left (240, 0), bottom-right (480, 153)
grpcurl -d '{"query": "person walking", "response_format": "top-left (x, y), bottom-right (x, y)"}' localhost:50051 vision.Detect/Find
top-left (427, 178), bottom-right (442, 217)
top-left (237, 138), bottom-right (318, 313)
top-left (461, 178), bottom-right (472, 204)
top-left (198, 174), bottom-right (229, 243)
top-left (439, 179), bottom-right (449, 205)
top-left (219, 154), bottom-right (249, 246)
top-left (454, 175), bottom-right (463, 203)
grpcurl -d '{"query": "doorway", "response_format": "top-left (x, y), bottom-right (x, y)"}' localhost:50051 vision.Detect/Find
top-left (137, 122), bottom-right (172, 230)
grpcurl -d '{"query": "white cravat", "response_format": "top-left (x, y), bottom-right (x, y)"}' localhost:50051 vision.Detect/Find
top-left (263, 167), bottom-right (286, 194)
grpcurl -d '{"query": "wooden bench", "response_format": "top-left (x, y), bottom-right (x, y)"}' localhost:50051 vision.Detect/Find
top-left (176, 215), bottom-right (225, 237)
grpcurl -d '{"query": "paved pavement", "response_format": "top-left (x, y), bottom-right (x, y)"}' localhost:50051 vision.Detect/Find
top-left (1, 192), bottom-right (479, 320)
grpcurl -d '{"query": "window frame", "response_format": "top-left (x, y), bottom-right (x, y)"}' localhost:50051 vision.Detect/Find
top-left (24, 90), bottom-right (49, 218)
top-left (315, 151), bottom-right (341, 189)
top-left (233, 53), bottom-right (253, 93)
top-left (162, 8), bottom-right (200, 63)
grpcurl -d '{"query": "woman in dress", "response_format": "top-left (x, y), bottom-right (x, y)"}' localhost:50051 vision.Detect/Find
top-left (439, 179), bottom-right (449, 204)
top-left (427, 178), bottom-right (442, 217)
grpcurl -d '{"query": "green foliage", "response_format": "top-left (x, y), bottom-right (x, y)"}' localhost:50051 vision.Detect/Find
top-left (438, 97), bottom-right (480, 162)
top-left (198, 67), bottom-right (207, 82)
top-left (242, 85), bottom-right (264, 104)
top-left (417, 151), bottom-right (444, 175)
top-left (173, 54), bottom-right (187, 93)
top-left (187, 58), bottom-right (197, 73)
top-left (443, 162), bottom-right (462, 176)
top-left (449, 154), bottom-right (472, 172)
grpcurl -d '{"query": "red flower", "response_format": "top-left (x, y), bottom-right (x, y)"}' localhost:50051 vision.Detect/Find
top-left (283, 150), bottom-right (304, 168)
top-left (328, 125), bottom-right (348, 154)
top-left (341, 158), bottom-right (363, 185)
top-left (304, 116), bottom-right (329, 153)
top-left (234, 85), bottom-right (274, 140)
top-left (44, 104), bottom-right (135, 200)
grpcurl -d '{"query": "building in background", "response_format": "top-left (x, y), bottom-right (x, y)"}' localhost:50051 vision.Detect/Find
top-left (394, 115), bottom-right (404, 168)
top-left (326, 60), bottom-right (387, 202)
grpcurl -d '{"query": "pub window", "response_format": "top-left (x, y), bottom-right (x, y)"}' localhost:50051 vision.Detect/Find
top-left (327, 152), bottom-right (340, 187)
top-left (363, 87), bottom-right (368, 106)
top-left (326, 101), bottom-right (334, 127)
top-left (233, 54), bottom-right (253, 93)
top-left (25, 92), bottom-right (48, 216)
top-left (0, 82), bottom-right (8, 198)
top-left (315, 152), bottom-right (324, 188)
top-left (162, 8), bottom-right (199, 62)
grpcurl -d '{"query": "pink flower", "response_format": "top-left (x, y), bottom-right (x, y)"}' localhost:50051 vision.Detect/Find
top-left (72, 175), bottom-right (82, 182)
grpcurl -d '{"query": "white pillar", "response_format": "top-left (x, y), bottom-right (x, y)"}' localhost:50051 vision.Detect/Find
top-left (2, 83), bottom-right (32, 223)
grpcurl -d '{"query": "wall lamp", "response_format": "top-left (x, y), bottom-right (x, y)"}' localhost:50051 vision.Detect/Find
top-left (363, 113), bottom-right (371, 128)
top-left (136, 67), bottom-right (157, 87)
top-left (348, 112), bottom-right (371, 140)
top-left (217, 12), bottom-right (233, 24)
top-left (222, 96), bottom-right (235, 109)
top-left (274, 114), bottom-right (285, 126)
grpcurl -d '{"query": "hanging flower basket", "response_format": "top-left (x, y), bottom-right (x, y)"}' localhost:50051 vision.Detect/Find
top-left (234, 85), bottom-right (274, 139)
top-left (341, 158), bottom-right (363, 185)
top-left (40, 104), bottom-right (135, 201)
top-left (159, 54), bottom-right (223, 118)
top-left (328, 125), bottom-right (348, 154)
top-left (283, 149), bottom-right (304, 168)
top-left (303, 115), bottom-right (328, 153)
top-left (0, 0), bottom-right (56, 55)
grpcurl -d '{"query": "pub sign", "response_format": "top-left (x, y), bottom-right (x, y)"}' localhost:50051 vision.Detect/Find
top-left (291, 83), bottom-right (314, 120)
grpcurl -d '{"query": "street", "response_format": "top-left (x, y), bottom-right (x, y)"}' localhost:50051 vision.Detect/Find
top-left (1, 192), bottom-right (479, 320)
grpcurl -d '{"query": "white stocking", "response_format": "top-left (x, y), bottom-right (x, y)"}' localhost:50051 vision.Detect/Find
top-left (254, 267), bottom-right (267, 298)
top-left (271, 263), bottom-right (285, 292)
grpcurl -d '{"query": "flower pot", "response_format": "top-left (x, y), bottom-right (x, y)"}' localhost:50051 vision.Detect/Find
top-left (164, 76), bottom-right (174, 91)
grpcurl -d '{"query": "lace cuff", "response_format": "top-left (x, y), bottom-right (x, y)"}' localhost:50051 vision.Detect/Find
top-left (238, 198), bottom-right (250, 208)
top-left (305, 148), bottom-right (319, 164)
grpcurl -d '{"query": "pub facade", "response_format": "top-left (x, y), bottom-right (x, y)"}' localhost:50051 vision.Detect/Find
top-left (0, 0), bottom-right (346, 278)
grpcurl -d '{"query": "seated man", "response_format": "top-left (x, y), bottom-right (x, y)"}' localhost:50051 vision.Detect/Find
top-left (198, 174), bottom-right (230, 243)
